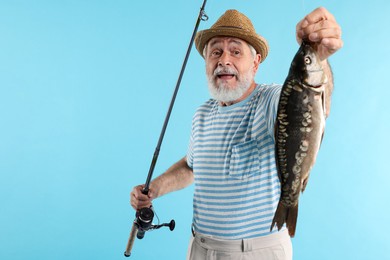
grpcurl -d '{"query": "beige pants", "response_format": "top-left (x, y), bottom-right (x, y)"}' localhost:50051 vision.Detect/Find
top-left (187, 230), bottom-right (292, 260)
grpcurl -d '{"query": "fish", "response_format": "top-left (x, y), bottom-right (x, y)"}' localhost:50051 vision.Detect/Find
top-left (270, 41), bottom-right (328, 237)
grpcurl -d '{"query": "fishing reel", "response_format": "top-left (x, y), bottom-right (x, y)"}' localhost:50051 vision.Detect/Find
top-left (124, 207), bottom-right (175, 257)
top-left (135, 207), bottom-right (175, 239)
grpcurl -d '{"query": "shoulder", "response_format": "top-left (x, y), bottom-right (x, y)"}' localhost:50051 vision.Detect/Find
top-left (253, 83), bottom-right (282, 104)
top-left (196, 99), bottom-right (216, 113)
top-left (257, 83), bottom-right (282, 95)
top-left (192, 99), bottom-right (217, 121)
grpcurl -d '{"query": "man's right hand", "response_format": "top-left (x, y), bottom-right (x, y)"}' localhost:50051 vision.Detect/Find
top-left (129, 157), bottom-right (193, 211)
top-left (130, 185), bottom-right (155, 210)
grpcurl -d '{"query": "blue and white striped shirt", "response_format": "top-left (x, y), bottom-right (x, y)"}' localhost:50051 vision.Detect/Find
top-left (187, 84), bottom-right (284, 239)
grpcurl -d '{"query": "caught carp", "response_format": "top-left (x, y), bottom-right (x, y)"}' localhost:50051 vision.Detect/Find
top-left (271, 41), bottom-right (327, 237)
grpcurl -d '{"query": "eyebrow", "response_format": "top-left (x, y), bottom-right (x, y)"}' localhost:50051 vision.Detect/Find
top-left (208, 38), bottom-right (244, 48)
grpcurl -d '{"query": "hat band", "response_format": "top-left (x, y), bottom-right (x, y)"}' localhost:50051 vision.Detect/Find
top-left (215, 25), bottom-right (243, 30)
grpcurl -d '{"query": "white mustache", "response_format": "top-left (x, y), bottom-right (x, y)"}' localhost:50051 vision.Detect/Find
top-left (213, 66), bottom-right (238, 77)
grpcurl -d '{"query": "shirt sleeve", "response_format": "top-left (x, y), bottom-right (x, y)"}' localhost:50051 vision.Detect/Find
top-left (186, 115), bottom-right (196, 169)
top-left (261, 84), bottom-right (282, 141)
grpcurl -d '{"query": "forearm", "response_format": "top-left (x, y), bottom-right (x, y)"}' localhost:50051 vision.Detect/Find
top-left (322, 59), bottom-right (334, 118)
top-left (150, 156), bottom-right (194, 198)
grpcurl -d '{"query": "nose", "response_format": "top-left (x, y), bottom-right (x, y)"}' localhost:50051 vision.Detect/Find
top-left (218, 52), bottom-right (231, 66)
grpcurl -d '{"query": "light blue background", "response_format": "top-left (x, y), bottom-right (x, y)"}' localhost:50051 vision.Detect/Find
top-left (1, 0), bottom-right (389, 259)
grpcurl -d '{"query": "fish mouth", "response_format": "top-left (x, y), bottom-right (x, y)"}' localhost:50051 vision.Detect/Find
top-left (302, 83), bottom-right (325, 92)
top-left (304, 69), bottom-right (326, 89)
top-left (303, 80), bottom-right (324, 88)
top-left (307, 84), bottom-right (323, 88)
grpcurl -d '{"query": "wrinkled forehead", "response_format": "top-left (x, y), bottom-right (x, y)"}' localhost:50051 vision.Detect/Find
top-left (207, 37), bottom-right (247, 48)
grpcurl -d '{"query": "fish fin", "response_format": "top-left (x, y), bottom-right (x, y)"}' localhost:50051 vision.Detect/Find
top-left (286, 204), bottom-right (298, 237)
top-left (270, 201), bottom-right (287, 232)
top-left (318, 130), bottom-right (325, 150)
top-left (301, 177), bottom-right (309, 193)
top-left (274, 121), bottom-right (282, 183)
top-left (322, 89), bottom-right (327, 118)
top-left (271, 202), bottom-right (299, 237)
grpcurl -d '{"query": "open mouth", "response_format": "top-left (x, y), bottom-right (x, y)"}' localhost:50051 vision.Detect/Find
top-left (216, 73), bottom-right (235, 80)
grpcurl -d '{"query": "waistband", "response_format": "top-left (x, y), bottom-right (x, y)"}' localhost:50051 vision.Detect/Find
top-left (193, 230), bottom-right (290, 252)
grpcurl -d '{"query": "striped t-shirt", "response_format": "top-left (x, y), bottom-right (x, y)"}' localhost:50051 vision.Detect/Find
top-left (186, 84), bottom-right (284, 240)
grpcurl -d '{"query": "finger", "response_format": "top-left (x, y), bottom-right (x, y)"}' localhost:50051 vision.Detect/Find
top-left (321, 37), bottom-right (344, 52)
top-left (308, 29), bottom-right (342, 44)
top-left (147, 189), bottom-right (156, 199)
top-left (297, 6), bottom-right (337, 34)
top-left (295, 19), bottom-right (307, 44)
top-left (131, 200), bottom-right (151, 210)
top-left (130, 194), bottom-right (139, 210)
top-left (296, 17), bottom-right (309, 31)
top-left (130, 186), bottom-right (146, 203)
top-left (131, 185), bottom-right (145, 197)
top-left (314, 37), bottom-right (344, 61)
top-left (304, 7), bottom-right (335, 24)
top-left (296, 7), bottom-right (333, 44)
top-left (297, 20), bottom-right (326, 42)
top-left (135, 200), bottom-right (151, 209)
top-left (130, 199), bottom-right (138, 210)
top-left (300, 20), bottom-right (341, 42)
top-left (130, 193), bottom-right (152, 210)
top-left (133, 191), bottom-right (150, 202)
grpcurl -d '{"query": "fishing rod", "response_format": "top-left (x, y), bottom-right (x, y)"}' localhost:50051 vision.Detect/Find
top-left (124, 0), bottom-right (209, 257)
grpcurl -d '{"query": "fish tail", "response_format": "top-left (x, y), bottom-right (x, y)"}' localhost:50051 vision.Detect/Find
top-left (270, 201), bottom-right (299, 237)
top-left (286, 204), bottom-right (298, 237)
top-left (270, 201), bottom-right (288, 232)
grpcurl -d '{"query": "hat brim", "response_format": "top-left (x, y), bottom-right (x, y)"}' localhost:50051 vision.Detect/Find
top-left (195, 28), bottom-right (269, 63)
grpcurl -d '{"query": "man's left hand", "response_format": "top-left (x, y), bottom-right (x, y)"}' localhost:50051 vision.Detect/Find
top-left (296, 7), bottom-right (343, 61)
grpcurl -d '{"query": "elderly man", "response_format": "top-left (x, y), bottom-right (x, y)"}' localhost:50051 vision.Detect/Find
top-left (131, 7), bottom-right (342, 260)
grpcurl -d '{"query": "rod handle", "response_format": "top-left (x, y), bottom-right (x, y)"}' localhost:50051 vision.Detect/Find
top-left (124, 222), bottom-right (138, 257)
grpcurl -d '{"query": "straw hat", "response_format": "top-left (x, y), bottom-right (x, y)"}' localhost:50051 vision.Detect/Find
top-left (195, 9), bottom-right (269, 63)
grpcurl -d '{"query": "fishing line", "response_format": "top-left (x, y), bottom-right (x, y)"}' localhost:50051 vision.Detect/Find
top-left (301, 0), bottom-right (306, 14)
top-left (193, 0), bottom-right (217, 57)
top-left (153, 207), bottom-right (160, 225)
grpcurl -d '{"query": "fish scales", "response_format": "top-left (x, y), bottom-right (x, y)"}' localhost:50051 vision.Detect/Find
top-left (271, 41), bottom-right (327, 237)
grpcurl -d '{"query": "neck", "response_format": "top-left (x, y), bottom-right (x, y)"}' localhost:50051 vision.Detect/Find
top-left (219, 81), bottom-right (257, 106)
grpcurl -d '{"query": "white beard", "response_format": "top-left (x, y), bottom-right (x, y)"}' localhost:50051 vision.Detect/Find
top-left (207, 66), bottom-right (254, 103)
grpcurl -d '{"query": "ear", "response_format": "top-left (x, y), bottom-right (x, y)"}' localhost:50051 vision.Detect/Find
top-left (253, 53), bottom-right (261, 73)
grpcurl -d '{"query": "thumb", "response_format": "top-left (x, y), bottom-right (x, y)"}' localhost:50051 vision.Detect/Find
top-left (147, 189), bottom-right (154, 199)
top-left (147, 187), bottom-right (158, 200)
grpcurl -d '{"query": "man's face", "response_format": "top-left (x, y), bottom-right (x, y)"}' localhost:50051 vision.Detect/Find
top-left (205, 37), bottom-right (261, 103)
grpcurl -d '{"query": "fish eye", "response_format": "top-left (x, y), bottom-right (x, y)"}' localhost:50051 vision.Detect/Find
top-left (305, 56), bottom-right (311, 64)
